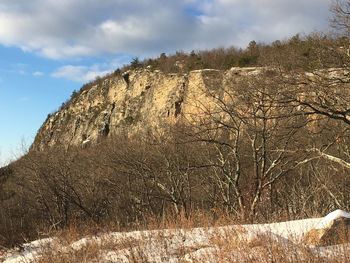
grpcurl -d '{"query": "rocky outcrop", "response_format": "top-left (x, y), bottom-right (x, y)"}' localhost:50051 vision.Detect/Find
top-left (304, 210), bottom-right (350, 246)
top-left (32, 67), bottom-right (262, 150)
top-left (32, 66), bottom-right (350, 151)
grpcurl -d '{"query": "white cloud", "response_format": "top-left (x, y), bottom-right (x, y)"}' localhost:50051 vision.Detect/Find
top-left (0, 0), bottom-right (332, 59)
top-left (52, 65), bottom-right (111, 83)
top-left (192, 0), bottom-right (331, 48)
top-left (52, 55), bottom-right (131, 82)
top-left (33, 71), bottom-right (44, 77)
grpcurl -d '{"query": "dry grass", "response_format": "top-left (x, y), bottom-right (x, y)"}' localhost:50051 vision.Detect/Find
top-left (208, 231), bottom-right (315, 263)
top-left (14, 212), bottom-right (350, 263)
top-left (138, 209), bottom-right (240, 231)
top-left (38, 242), bottom-right (100, 263)
top-left (35, 233), bottom-right (350, 263)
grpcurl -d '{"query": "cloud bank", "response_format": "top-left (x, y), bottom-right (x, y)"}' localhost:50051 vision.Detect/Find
top-left (52, 65), bottom-right (112, 83)
top-left (51, 56), bottom-right (131, 82)
top-left (0, 0), bottom-right (331, 60)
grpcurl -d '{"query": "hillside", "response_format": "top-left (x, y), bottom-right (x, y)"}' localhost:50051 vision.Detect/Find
top-left (0, 37), bottom-right (349, 256)
top-left (3, 0), bottom-right (350, 261)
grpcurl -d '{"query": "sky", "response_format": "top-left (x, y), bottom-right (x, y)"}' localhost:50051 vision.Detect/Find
top-left (0, 0), bottom-right (332, 165)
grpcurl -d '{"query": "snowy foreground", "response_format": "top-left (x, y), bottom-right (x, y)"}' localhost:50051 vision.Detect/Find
top-left (2, 210), bottom-right (350, 263)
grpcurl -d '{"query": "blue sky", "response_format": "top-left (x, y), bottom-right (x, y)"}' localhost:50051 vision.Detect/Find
top-left (0, 46), bottom-right (77, 161)
top-left (0, 0), bottom-right (332, 165)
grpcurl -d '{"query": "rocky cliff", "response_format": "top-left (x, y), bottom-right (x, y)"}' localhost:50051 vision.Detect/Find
top-left (32, 67), bottom-right (264, 150)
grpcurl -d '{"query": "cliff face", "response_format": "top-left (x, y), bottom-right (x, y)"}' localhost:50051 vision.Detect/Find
top-left (32, 67), bottom-right (262, 150)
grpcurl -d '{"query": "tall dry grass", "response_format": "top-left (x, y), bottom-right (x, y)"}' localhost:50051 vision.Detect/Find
top-left (30, 210), bottom-right (350, 263)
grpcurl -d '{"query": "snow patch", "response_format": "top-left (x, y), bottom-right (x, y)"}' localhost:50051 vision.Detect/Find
top-left (2, 210), bottom-right (350, 263)
top-left (315, 209), bottom-right (350, 230)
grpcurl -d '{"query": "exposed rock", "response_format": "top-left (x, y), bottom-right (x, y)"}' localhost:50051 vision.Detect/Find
top-left (32, 67), bottom-right (348, 151)
top-left (33, 68), bottom-right (257, 150)
top-left (304, 210), bottom-right (350, 246)
top-left (122, 71), bottom-right (130, 84)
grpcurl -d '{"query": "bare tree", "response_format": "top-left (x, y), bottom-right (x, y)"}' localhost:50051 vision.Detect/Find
top-left (331, 0), bottom-right (350, 36)
top-left (102, 132), bottom-right (206, 220)
top-left (282, 68), bottom-right (350, 170)
top-left (185, 70), bottom-right (311, 220)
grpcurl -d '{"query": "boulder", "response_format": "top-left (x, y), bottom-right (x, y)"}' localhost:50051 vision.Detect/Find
top-left (304, 210), bottom-right (350, 246)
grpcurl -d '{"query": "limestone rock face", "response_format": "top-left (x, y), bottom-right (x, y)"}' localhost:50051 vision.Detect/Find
top-left (32, 67), bottom-right (263, 150)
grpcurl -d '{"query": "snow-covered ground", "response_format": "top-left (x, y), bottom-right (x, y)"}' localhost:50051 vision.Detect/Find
top-left (2, 210), bottom-right (350, 263)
